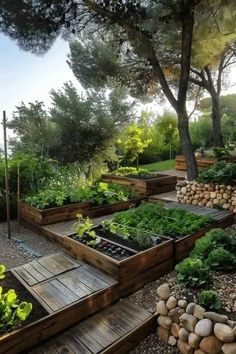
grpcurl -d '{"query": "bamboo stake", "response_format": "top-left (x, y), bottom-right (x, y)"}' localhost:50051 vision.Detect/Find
top-left (3, 111), bottom-right (11, 239)
top-left (17, 161), bottom-right (20, 234)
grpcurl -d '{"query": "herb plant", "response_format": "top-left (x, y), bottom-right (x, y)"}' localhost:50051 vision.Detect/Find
top-left (198, 290), bottom-right (222, 311)
top-left (0, 264), bottom-right (33, 333)
top-left (175, 258), bottom-right (209, 288)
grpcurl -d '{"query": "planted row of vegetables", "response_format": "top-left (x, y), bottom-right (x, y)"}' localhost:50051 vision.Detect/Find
top-left (20, 182), bottom-right (143, 225)
top-left (64, 203), bottom-right (216, 282)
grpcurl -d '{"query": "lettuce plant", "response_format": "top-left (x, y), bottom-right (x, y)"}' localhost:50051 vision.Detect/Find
top-left (199, 290), bottom-right (222, 311)
top-left (175, 258), bottom-right (209, 288)
top-left (0, 264), bottom-right (33, 333)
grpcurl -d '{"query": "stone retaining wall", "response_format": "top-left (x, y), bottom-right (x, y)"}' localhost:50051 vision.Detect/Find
top-left (176, 181), bottom-right (236, 213)
top-left (156, 283), bottom-right (236, 354)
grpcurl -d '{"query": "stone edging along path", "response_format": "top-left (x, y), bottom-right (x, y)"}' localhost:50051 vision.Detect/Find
top-left (155, 283), bottom-right (236, 354)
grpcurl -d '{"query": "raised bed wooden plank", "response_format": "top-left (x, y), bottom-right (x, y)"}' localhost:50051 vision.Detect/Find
top-left (175, 155), bottom-right (216, 171)
top-left (102, 174), bottom-right (177, 196)
top-left (0, 254), bottom-right (119, 354)
top-left (64, 232), bottom-right (173, 284)
top-left (19, 200), bottom-right (91, 225)
top-left (30, 300), bottom-right (156, 354)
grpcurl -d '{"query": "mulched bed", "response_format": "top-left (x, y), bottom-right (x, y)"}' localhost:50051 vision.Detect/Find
top-left (2, 272), bottom-right (48, 332)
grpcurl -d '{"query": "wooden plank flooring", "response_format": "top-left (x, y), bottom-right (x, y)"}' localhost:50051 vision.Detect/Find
top-left (29, 300), bottom-right (155, 354)
top-left (164, 201), bottom-right (234, 226)
top-left (13, 253), bottom-right (118, 313)
top-left (14, 253), bottom-right (80, 286)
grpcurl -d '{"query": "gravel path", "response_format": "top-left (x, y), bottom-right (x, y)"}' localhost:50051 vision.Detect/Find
top-left (0, 220), bottom-right (62, 269)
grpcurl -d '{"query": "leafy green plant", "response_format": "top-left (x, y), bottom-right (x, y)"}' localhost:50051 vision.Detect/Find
top-left (212, 147), bottom-right (230, 160)
top-left (73, 214), bottom-right (96, 238)
top-left (0, 264), bottom-right (33, 333)
top-left (175, 258), bottom-right (209, 288)
top-left (108, 203), bottom-right (212, 238)
top-left (198, 161), bottom-right (236, 185)
top-left (111, 167), bottom-right (149, 176)
top-left (206, 247), bottom-right (236, 270)
top-left (25, 182), bottom-right (137, 209)
top-left (198, 290), bottom-right (222, 311)
top-left (190, 228), bottom-right (231, 259)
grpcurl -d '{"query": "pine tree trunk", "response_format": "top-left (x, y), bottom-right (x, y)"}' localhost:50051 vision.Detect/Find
top-left (177, 109), bottom-right (198, 180)
top-left (211, 92), bottom-right (224, 147)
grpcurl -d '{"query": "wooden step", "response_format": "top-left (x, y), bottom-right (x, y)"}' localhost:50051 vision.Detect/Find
top-left (2, 253), bottom-right (119, 354)
top-left (29, 299), bottom-right (156, 354)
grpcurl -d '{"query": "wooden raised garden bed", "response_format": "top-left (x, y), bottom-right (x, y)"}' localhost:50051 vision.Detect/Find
top-left (19, 200), bottom-right (91, 226)
top-left (1, 253), bottom-right (118, 354)
top-left (19, 197), bottom-right (144, 226)
top-left (175, 155), bottom-right (216, 171)
top-left (101, 174), bottom-right (177, 196)
top-left (84, 197), bottom-right (144, 218)
top-left (64, 225), bottom-right (174, 293)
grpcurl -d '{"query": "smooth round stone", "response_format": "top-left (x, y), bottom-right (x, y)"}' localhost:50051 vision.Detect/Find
top-left (188, 332), bottom-right (201, 349)
top-left (178, 299), bottom-right (188, 308)
top-left (156, 300), bottom-right (168, 315)
top-left (222, 343), bottom-right (236, 354)
top-left (195, 319), bottom-right (213, 337)
top-left (199, 335), bottom-right (223, 354)
top-left (204, 312), bottom-right (228, 324)
top-left (186, 302), bottom-right (196, 314)
top-left (214, 323), bottom-right (235, 343)
top-left (157, 315), bottom-right (173, 330)
top-left (168, 335), bottom-right (177, 346)
top-left (166, 296), bottom-right (177, 310)
top-left (157, 283), bottom-right (171, 300)
top-left (179, 328), bottom-right (190, 342)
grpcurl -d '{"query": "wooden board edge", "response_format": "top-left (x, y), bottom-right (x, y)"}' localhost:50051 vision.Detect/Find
top-left (100, 313), bottom-right (157, 354)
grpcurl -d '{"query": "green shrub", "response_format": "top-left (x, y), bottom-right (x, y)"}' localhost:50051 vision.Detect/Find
top-left (206, 247), bottom-right (236, 271)
top-left (111, 167), bottom-right (149, 176)
top-left (198, 161), bottom-right (236, 185)
top-left (190, 228), bottom-right (231, 259)
top-left (175, 258), bottom-right (209, 288)
top-left (199, 290), bottom-right (222, 311)
top-left (0, 264), bottom-right (33, 333)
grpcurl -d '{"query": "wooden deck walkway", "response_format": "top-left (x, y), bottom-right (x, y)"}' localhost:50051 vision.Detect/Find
top-left (13, 253), bottom-right (117, 314)
top-left (164, 202), bottom-right (234, 228)
top-left (29, 299), bottom-right (156, 354)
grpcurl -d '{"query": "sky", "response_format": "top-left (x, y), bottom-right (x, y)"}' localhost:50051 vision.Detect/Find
top-left (1, 31), bottom-right (236, 150)
top-left (0, 34), bottom-right (79, 149)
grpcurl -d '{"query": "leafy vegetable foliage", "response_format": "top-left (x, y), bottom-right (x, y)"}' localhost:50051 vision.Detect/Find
top-left (198, 161), bottom-right (236, 185)
top-left (25, 182), bottom-right (137, 209)
top-left (199, 290), bottom-right (222, 311)
top-left (105, 203), bottom-right (212, 238)
top-left (175, 258), bottom-right (209, 288)
top-left (0, 264), bottom-right (32, 333)
top-left (190, 228), bottom-right (236, 271)
top-left (111, 167), bottom-right (149, 176)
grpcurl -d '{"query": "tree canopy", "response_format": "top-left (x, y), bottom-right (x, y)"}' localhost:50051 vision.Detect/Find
top-left (2, 1), bottom-right (236, 178)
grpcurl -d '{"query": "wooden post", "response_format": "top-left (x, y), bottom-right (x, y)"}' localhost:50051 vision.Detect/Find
top-left (17, 161), bottom-right (20, 233)
top-left (3, 111), bottom-right (11, 239)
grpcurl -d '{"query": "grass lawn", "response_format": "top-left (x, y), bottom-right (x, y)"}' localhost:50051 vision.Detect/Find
top-left (140, 159), bottom-right (175, 171)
